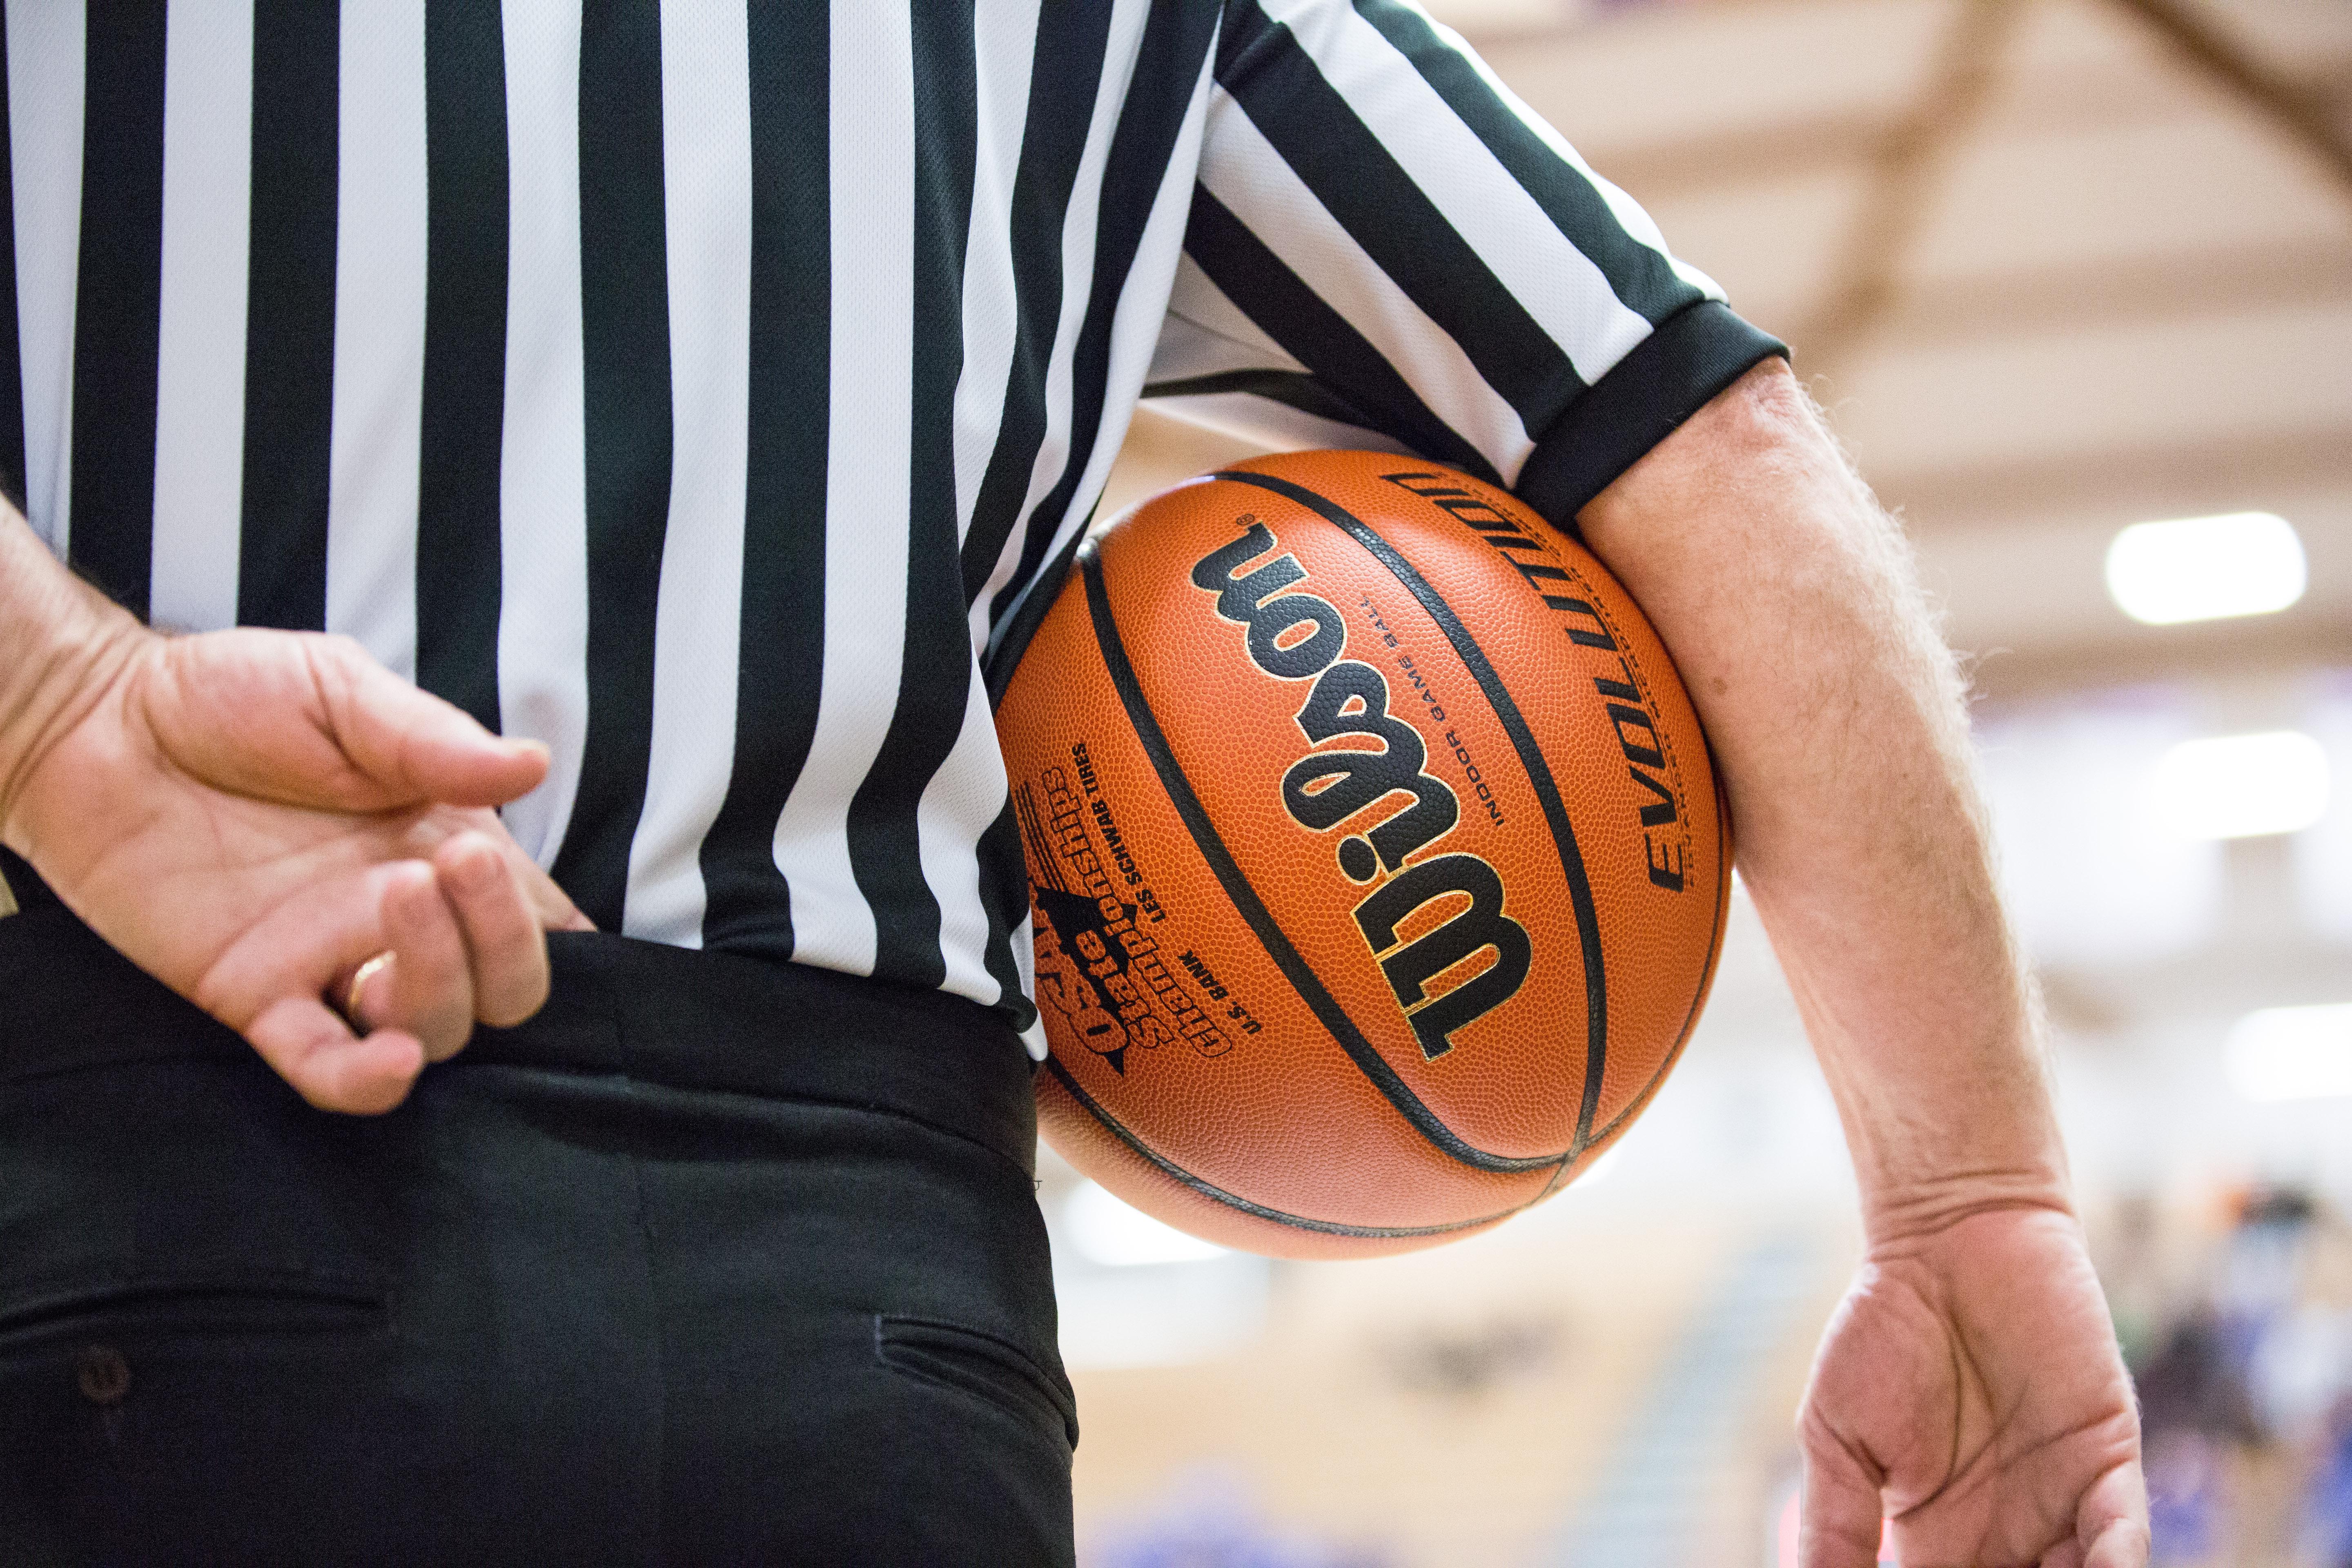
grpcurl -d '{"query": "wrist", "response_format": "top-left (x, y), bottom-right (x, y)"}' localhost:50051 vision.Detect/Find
top-left (1789, 958), bottom-right (2077, 1252)
top-left (1858, 1162), bottom-right (2075, 1251)
top-left (0, 528), bottom-right (151, 855)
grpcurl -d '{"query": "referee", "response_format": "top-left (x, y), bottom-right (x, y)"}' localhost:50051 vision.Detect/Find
top-left (0, 2), bottom-right (2145, 1564)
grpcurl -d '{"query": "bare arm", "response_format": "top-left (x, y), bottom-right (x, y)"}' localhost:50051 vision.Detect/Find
top-left (1581, 357), bottom-right (2058, 1231)
top-left (1578, 358), bottom-right (2146, 1567)
top-left (0, 508), bottom-right (588, 1113)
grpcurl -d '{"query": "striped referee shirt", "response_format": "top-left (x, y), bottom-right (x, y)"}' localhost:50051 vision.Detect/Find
top-left (0, 0), bottom-right (1780, 1037)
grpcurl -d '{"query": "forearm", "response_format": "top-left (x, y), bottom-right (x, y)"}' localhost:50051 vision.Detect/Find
top-left (0, 510), bottom-right (145, 844)
top-left (1576, 359), bottom-right (2067, 1241)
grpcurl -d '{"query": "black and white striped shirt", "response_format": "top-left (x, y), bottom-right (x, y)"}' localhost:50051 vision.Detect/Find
top-left (0, 0), bottom-right (1780, 1036)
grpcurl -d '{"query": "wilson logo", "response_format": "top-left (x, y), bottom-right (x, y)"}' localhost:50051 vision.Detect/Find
top-left (1191, 517), bottom-right (1530, 1060)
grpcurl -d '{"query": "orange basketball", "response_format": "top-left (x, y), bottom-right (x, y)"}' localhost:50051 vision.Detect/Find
top-left (996, 450), bottom-right (1729, 1258)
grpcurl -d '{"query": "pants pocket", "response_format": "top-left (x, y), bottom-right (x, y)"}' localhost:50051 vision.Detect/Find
top-left (0, 1271), bottom-right (384, 1345)
top-left (873, 1313), bottom-right (1079, 1448)
top-left (0, 1272), bottom-right (395, 1566)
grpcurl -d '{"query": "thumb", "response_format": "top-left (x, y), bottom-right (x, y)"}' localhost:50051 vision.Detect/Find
top-left (323, 644), bottom-right (548, 808)
top-left (1798, 1427), bottom-right (1887, 1568)
top-left (2076, 1463), bottom-right (2151, 1568)
top-left (148, 630), bottom-right (548, 812)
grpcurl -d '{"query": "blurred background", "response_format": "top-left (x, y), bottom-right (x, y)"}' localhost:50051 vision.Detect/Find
top-left (1060, 0), bottom-right (2352, 1562)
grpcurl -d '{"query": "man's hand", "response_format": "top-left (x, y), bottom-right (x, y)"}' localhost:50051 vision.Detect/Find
top-left (1800, 1205), bottom-right (2147, 1567)
top-left (1, 544), bottom-right (590, 1114)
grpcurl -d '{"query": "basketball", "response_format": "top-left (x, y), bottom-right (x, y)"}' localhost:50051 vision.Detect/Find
top-left (996, 450), bottom-right (1730, 1259)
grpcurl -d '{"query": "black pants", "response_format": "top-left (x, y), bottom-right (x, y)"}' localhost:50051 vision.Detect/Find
top-left (0, 875), bottom-right (1076, 1566)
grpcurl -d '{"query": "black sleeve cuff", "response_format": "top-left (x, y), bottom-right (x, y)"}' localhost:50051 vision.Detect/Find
top-left (1512, 299), bottom-right (1787, 532)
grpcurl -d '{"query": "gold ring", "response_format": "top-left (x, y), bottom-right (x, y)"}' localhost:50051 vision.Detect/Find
top-left (345, 952), bottom-right (395, 1028)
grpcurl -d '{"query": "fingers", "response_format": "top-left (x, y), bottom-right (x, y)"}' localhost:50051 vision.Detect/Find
top-left (433, 831), bottom-right (555, 1029)
top-left (2078, 1518), bottom-right (2150, 1568)
top-left (245, 996), bottom-right (425, 1117)
top-left (201, 860), bottom-right (476, 1113)
top-left (530, 860), bottom-right (597, 933)
top-left (202, 821), bottom-right (577, 1112)
top-left (329, 828), bottom-right (582, 1042)
top-left (2074, 1463), bottom-right (2151, 1568)
top-left (331, 861), bottom-right (477, 1062)
top-left (376, 861), bottom-right (476, 1058)
top-left (1797, 1434), bottom-right (1888, 1568)
top-left (446, 811), bottom-right (595, 933)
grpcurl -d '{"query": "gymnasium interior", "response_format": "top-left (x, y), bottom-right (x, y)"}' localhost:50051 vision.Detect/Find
top-left (1059, 0), bottom-right (2352, 1561)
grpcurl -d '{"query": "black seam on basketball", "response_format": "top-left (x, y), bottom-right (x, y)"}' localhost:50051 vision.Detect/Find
top-left (1042, 1056), bottom-right (1539, 1238)
top-left (1079, 544), bottom-right (1561, 1175)
top-left (1597, 772), bottom-right (1729, 1143)
top-left (1532, 774), bottom-right (1732, 1204)
top-left (1209, 469), bottom-right (1611, 1156)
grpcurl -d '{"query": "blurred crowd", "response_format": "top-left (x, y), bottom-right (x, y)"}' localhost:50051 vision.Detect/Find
top-left (2103, 1186), bottom-right (2352, 1567)
top-left (1085, 1468), bottom-right (1394, 1568)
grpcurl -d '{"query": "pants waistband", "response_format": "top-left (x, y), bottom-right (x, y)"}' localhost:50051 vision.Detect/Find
top-left (0, 885), bottom-right (1037, 1175)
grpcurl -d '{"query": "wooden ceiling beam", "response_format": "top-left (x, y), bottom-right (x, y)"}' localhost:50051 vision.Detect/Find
top-left (1802, 0), bottom-right (2031, 372)
top-left (1544, 54), bottom-right (2352, 202)
top-left (1867, 424), bottom-right (2352, 532)
top-left (1876, 238), bottom-right (2352, 345)
top-left (2105, 0), bottom-right (2352, 199)
top-left (1734, 235), bottom-right (2352, 352)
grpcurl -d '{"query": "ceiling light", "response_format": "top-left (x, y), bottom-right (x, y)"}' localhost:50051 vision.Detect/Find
top-left (2105, 512), bottom-right (2305, 626)
top-left (2148, 731), bottom-right (2330, 840)
top-left (1063, 1180), bottom-right (1226, 1267)
top-left (2227, 1004), bottom-right (2352, 1102)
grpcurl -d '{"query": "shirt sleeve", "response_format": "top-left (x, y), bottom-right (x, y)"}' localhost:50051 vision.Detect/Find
top-left (1149, 0), bottom-right (1786, 528)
